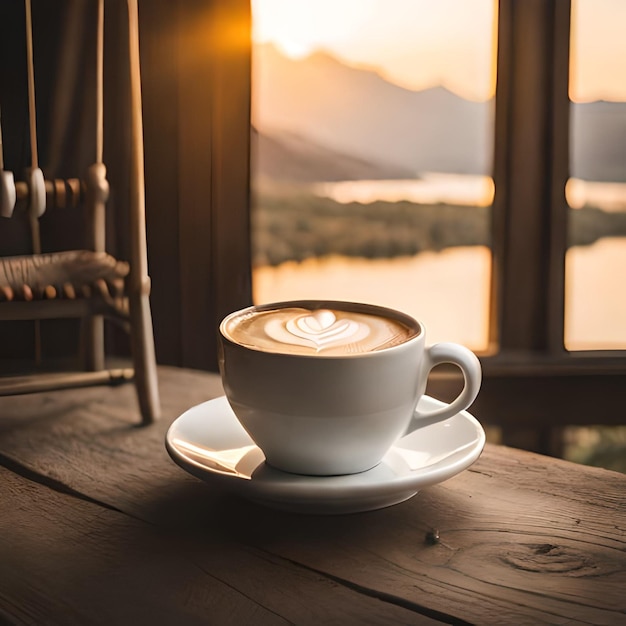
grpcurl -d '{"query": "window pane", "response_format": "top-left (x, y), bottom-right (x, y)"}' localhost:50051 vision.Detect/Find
top-left (565, 0), bottom-right (626, 350)
top-left (250, 0), bottom-right (496, 351)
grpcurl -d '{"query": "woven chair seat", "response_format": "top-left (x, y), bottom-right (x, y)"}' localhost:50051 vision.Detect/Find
top-left (0, 250), bottom-right (129, 301)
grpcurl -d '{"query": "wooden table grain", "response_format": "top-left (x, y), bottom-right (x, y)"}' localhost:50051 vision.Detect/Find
top-left (0, 366), bottom-right (624, 625)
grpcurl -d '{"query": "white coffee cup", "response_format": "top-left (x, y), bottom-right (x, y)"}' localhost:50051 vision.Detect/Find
top-left (218, 300), bottom-right (481, 476)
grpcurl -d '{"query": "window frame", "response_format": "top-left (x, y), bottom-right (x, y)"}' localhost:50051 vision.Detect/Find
top-left (142, 0), bottom-right (626, 454)
top-left (462, 0), bottom-right (626, 450)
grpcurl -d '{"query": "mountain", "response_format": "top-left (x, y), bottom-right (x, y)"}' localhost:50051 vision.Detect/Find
top-left (253, 43), bottom-right (492, 177)
top-left (253, 43), bottom-right (626, 182)
top-left (571, 101), bottom-right (626, 182)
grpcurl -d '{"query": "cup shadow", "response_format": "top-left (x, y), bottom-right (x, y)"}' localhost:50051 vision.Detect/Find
top-left (143, 473), bottom-right (478, 557)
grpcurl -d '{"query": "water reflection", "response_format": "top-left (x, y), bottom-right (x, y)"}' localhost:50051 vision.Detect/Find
top-left (254, 246), bottom-right (492, 350)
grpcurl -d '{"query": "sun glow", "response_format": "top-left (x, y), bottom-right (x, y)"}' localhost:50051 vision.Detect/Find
top-left (252, 0), bottom-right (626, 103)
top-left (569, 0), bottom-right (626, 102)
top-left (252, 0), bottom-right (380, 60)
top-left (251, 0), bottom-right (496, 101)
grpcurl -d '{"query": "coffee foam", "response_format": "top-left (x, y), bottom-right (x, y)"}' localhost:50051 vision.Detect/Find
top-left (223, 306), bottom-right (418, 356)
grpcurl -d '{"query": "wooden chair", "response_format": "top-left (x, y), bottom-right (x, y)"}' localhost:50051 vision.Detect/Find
top-left (0, 0), bottom-right (159, 424)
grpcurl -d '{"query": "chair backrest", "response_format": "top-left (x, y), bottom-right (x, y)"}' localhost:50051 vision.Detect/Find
top-left (0, 1), bottom-right (160, 427)
top-left (0, 0), bottom-right (150, 294)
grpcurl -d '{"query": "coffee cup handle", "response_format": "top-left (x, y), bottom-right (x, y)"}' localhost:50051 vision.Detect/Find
top-left (409, 342), bottom-right (482, 431)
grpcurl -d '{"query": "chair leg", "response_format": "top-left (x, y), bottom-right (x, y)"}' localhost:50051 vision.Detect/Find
top-left (128, 291), bottom-right (160, 424)
top-left (82, 315), bottom-right (105, 371)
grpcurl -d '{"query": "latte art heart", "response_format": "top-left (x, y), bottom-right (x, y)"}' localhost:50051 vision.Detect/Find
top-left (285, 311), bottom-right (367, 349)
top-left (223, 305), bottom-right (417, 356)
top-left (297, 310), bottom-right (337, 332)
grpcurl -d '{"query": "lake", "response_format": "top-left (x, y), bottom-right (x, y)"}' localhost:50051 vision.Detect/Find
top-left (253, 176), bottom-right (626, 351)
top-left (254, 247), bottom-right (492, 350)
top-left (314, 174), bottom-right (626, 211)
top-left (314, 173), bottom-right (495, 207)
top-left (254, 239), bottom-right (626, 351)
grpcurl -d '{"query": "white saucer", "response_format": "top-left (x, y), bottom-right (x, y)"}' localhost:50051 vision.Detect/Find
top-left (165, 396), bottom-right (485, 515)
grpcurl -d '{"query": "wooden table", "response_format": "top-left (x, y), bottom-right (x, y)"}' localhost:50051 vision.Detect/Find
top-left (1, 366), bottom-right (624, 625)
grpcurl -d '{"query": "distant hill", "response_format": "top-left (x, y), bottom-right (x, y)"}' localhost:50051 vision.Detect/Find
top-left (253, 43), bottom-right (626, 182)
top-left (572, 101), bottom-right (626, 181)
top-left (251, 127), bottom-right (414, 184)
top-left (253, 43), bottom-right (492, 176)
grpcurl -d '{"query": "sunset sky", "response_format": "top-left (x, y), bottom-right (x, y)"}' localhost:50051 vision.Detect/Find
top-left (251, 0), bottom-right (626, 103)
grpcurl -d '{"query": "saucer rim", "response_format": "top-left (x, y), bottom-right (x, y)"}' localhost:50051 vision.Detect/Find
top-left (165, 395), bottom-right (485, 503)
